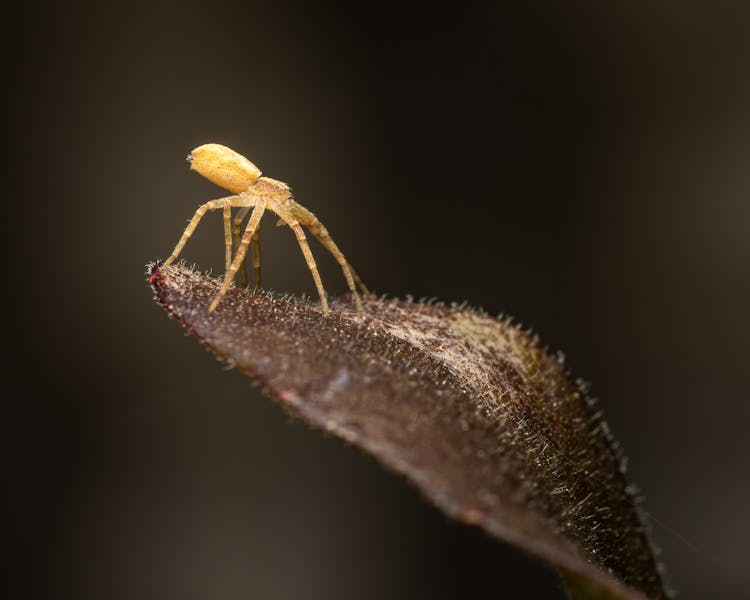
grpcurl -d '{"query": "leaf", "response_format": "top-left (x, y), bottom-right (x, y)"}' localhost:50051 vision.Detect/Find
top-left (148, 263), bottom-right (668, 600)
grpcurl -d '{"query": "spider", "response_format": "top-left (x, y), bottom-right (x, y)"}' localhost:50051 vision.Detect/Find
top-left (162, 143), bottom-right (369, 314)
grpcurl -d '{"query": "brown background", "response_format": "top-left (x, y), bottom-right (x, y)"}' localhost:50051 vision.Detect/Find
top-left (10, 2), bottom-right (750, 599)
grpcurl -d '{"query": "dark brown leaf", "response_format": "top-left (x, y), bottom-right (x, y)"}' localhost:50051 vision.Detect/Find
top-left (148, 263), bottom-right (668, 600)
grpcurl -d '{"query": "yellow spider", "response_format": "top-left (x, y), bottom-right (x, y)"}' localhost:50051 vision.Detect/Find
top-left (163, 143), bottom-right (368, 313)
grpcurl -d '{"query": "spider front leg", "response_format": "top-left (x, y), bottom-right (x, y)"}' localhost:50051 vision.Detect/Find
top-left (164, 195), bottom-right (241, 267)
top-left (307, 219), bottom-right (369, 303)
top-left (288, 200), bottom-right (368, 310)
top-left (209, 198), bottom-right (267, 312)
top-left (271, 200), bottom-right (331, 314)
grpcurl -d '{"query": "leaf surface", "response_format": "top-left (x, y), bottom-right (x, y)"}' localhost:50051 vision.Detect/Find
top-left (149, 263), bottom-right (667, 600)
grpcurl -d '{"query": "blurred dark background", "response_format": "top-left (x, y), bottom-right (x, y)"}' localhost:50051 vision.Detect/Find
top-left (9, 1), bottom-right (749, 598)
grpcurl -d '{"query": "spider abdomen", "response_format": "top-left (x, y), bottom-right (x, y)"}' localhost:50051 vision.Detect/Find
top-left (188, 143), bottom-right (262, 194)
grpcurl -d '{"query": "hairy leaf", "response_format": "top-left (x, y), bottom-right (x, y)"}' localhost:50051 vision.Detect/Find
top-left (148, 263), bottom-right (668, 600)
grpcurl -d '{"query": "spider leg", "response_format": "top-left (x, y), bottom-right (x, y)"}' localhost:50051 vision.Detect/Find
top-left (270, 200), bottom-right (330, 314)
top-left (209, 197), bottom-right (267, 312)
top-left (288, 200), bottom-right (368, 309)
top-left (164, 195), bottom-right (243, 266)
top-left (251, 233), bottom-right (261, 289)
top-left (223, 203), bottom-right (232, 272)
top-left (307, 220), bottom-right (369, 302)
top-left (232, 206), bottom-right (251, 286)
top-left (232, 206), bottom-right (262, 288)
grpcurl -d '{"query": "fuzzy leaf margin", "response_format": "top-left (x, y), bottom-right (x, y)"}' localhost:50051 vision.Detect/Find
top-left (148, 263), bottom-right (667, 600)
